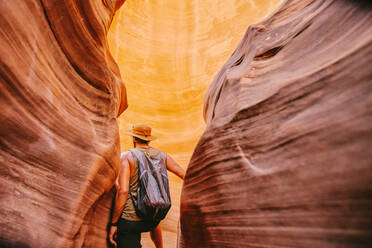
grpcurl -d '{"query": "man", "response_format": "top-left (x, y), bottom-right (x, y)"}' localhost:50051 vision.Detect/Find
top-left (109, 123), bottom-right (185, 248)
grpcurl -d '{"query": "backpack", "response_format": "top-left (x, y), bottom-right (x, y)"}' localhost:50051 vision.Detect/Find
top-left (129, 147), bottom-right (171, 221)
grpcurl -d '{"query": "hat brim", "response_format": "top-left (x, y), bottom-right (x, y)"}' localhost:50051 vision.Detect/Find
top-left (125, 131), bottom-right (157, 141)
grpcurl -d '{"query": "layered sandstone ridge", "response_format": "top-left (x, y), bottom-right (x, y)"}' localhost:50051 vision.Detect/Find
top-left (180, 0), bottom-right (372, 247)
top-left (0, 0), bottom-right (127, 247)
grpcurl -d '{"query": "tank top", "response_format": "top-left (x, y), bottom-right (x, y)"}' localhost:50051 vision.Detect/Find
top-left (120, 146), bottom-right (163, 221)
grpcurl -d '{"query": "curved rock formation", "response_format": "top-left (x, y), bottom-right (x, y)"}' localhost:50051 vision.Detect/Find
top-left (180, 0), bottom-right (372, 247)
top-left (0, 0), bottom-right (127, 247)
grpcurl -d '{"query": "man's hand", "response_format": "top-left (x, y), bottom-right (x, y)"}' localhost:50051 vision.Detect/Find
top-left (109, 225), bottom-right (118, 247)
top-left (165, 154), bottom-right (185, 179)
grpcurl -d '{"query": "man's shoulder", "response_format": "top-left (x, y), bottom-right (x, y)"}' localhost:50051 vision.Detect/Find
top-left (120, 151), bottom-right (129, 159)
top-left (132, 146), bottom-right (166, 158)
top-left (120, 151), bottom-right (134, 162)
top-left (146, 147), bottom-right (166, 157)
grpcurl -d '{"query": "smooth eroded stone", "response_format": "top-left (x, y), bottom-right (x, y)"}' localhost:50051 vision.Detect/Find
top-left (0, 0), bottom-right (127, 247)
top-left (180, 0), bottom-right (372, 247)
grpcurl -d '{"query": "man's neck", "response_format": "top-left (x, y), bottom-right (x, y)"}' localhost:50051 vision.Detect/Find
top-left (135, 143), bottom-right (149, 148)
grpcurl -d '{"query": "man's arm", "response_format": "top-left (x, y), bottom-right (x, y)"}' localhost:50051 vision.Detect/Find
top-left (109, 153), bottom-right (131, 246)
top-left (165, 154), bottom-right (185, 179)
top-left (112, 154), bottom-right (131, 222)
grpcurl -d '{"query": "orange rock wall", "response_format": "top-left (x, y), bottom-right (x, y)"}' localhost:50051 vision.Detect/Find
top-left (0, 0), bottom-right (126, 247)
top-left (180, 0), bottom-right (372, 247)
top-left (107, 0), bottom-right (281, 247)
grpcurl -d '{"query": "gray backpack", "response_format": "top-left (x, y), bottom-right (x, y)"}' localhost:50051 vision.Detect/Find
top-left (129, 148), bottom-right (171, 221)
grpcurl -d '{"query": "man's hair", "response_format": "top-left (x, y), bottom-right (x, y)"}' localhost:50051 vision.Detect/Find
top-left (134, 136), bottom-right (149, 144)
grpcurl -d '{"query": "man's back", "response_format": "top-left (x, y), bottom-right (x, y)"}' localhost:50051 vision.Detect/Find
top-left (109, 123), bottom-right (185, 248)
top-left (127, 146), bottom-right (171, 221)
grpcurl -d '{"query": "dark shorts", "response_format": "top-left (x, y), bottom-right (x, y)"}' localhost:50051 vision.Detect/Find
top-left (117, 218), bottom-right (160, 248)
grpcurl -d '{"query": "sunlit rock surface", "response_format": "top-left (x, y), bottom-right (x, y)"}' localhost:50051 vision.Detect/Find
top-left (180, 0), bottom-right (372, 247)
top-left (107, 0), bottom-right (281, 247)
top-left (0, 0), bottom-right (127, 247)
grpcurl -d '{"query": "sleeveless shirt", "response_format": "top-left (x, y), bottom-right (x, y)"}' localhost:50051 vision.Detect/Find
top-left (120, 146), bottom-right (163, 221)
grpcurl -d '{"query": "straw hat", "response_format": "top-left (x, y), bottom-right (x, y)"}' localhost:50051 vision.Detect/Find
top-left (125, 123), bottom-right (157, 141)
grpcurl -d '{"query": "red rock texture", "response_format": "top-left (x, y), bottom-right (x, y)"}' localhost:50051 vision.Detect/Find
top-left (179, 0), bottom-right (372, 247)
top-left (0, 0), bottom-right (127, 247)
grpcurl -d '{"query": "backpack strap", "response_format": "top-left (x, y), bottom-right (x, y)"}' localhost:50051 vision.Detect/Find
top-left (129, 148), bottom-right (142, 162)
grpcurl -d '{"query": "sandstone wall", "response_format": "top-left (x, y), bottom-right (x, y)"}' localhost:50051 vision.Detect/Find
top-left (180, 0), bottom-right (372, 247)
top-left (0, 0), bottom-right (127, 247)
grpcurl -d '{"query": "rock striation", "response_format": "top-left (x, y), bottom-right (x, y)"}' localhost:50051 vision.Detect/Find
top-left (0, 0), bottom-right (127, 247)
top-left (180, 0), bottom-right (372, 247)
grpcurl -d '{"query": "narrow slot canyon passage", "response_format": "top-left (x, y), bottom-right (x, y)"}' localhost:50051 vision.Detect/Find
top-left (1, 0), bottom-right (371, 247)
top-left (107, 1), bottom-right (282, 247)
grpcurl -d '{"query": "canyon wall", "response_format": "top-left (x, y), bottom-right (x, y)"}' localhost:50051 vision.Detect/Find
top-left (180, 0), bottom-right (372, 247)
top-left (2, 0), bottom-right (371, 247)
top-left (0, 0), bottom-right (127, 247)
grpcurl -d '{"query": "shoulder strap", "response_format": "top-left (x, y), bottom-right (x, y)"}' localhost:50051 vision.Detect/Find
top-left (129, 148), bottom-right (142, 159)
